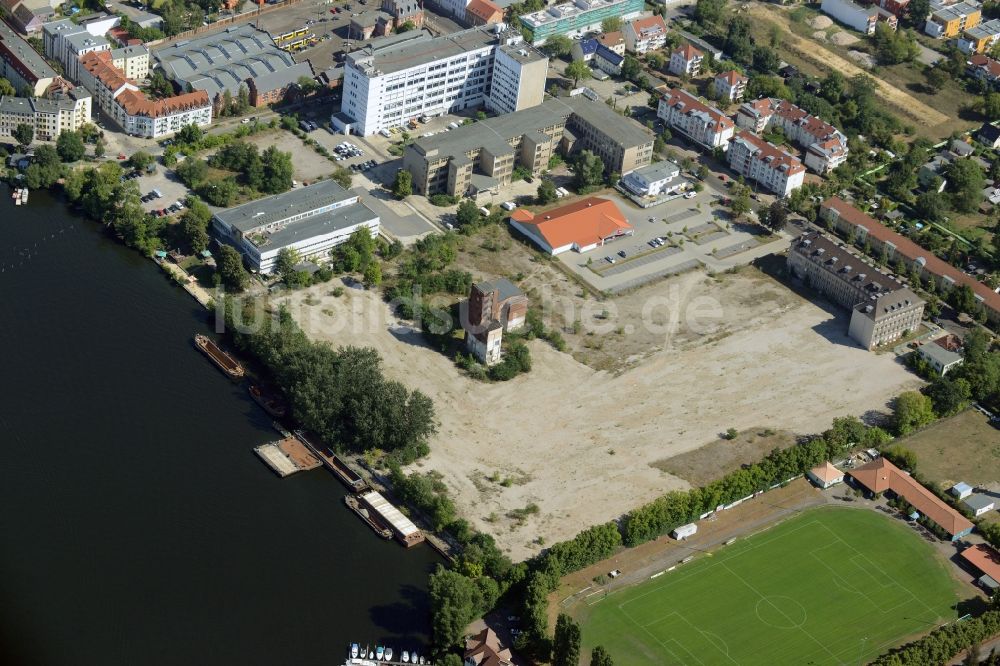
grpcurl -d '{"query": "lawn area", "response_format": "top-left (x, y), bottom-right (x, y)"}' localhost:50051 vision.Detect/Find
top-left (899, 408), bottom-right (1000, 487)
top-left (576, 507), bottom-right (963, 665)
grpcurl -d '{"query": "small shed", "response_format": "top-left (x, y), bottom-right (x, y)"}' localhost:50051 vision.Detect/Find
top-left (980, 575), bottom-right (1000, 592)
top-left (950, 482), bottom-right (973, 500)
top-left (671, 523), bottom-right (697, 540)
top-left (807, 461), bottom-right (844, 489)
top-left (963, 493), bottom-right (996, 517)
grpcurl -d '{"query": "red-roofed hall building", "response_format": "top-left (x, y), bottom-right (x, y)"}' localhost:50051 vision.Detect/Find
top-left (509, 197), bottom-right (633, 255)
top-left (849, 457), bottom-right (974, 540)
top-left (821, 197), bottom-right (1000, 323)
top-left (961, 544), bottom-right (1000, 591)
top-left (657, 87), bottom-right (734, 150)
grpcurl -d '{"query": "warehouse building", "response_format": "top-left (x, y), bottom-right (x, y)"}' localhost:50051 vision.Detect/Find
top-left (508, 197), bottom-right (633, 255)
top-left (402, 94), bottom-right (653, 197)
top-left (154, 24), bottom-right (314, 108)
top-left (211, 179), bottom-right (380, 274)
top-left (338, 25), bottom-right (547, 136)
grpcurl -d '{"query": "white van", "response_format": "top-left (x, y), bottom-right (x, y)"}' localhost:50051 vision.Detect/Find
top-left (501, 201), bottom-right (516, 211)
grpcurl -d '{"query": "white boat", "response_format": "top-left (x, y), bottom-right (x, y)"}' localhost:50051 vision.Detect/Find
top-left (352, 643), bottom-right (360, 659)
top-left (20, 188), bottom-right (27, 204)
top-left (384, 647), bottom-right (393, 661)
top-left (361, 646), bottom-right (369, 659)
top-left (376, 646), bottom-right (384, 661)
top-left (402, 651), bottom-right (409, 663)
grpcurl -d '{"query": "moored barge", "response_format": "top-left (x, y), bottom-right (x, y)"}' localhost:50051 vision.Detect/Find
top-left (193, 334), bottom-right (245, 380)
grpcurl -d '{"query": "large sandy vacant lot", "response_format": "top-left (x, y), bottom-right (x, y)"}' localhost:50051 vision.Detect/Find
top-left (283, 270), bottom-right (921, 560)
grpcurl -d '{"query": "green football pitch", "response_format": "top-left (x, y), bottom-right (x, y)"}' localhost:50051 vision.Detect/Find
top-left (577, 507), bottom-right (964, 666)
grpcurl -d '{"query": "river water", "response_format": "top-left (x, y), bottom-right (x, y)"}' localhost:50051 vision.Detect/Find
top-left (0, 190), bottom-right (439, 665)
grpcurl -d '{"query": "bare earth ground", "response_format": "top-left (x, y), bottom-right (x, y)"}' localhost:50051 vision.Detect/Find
top-left (748, 5), bottom-right (949, 129)
top-left (650, 427), bottom-right (798, 487)
top-left (900, 409), bottom-right (1000, 489)
top-left (282, 264), bottom-right (922, 560)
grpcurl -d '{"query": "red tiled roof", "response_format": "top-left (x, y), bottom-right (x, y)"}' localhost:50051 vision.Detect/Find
top-left (466, 0), bottom-right (502, 23)
top-left (673, 43), bottom-right (702, 60)
top-left (80, 50), bottom-right (209, 119)
top-left (629, 15), bottom-right (667, 37)
top-left (962, 544), bottom-right (1000, 581)
top-left (80, 50), bottom-right (132, 94)
top-left (971, 53), bottom-right (1000, 79)
top-left (597, 31), bottom-right (623, 47)
top-left (809, 461), bottom-right (844, 484)
top-left (716, 69), bottom-right (747, 86)
top-left (733, 130), bottom-right (805, 175)
top-left (511, 197), bottom-right (632, 250)
top-left (822, 197), bottom-right (1000, 316)
top-left (849, 457), bottom-right (974, 537)
top-left (663, 87), bottom-right (734, 130)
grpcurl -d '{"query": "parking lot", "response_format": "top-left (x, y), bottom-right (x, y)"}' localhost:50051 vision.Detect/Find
top-left (555, 189), bottom-right (789, 293)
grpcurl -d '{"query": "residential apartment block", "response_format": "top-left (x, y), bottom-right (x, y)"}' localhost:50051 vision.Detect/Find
top-left (0, 87), bottom-right (91, 141)
top-left (959, 18), bottom-right (1000, 53)
top-left (728, 131), bottom-right (805, 197)
top-left (78, 50), bottom-right (211, 139)
top-left (402, 94), bottom-right (653, 196)
top-left (657, 87), bottom-right (734, 150)
top-left (668, 44), bottom-right (702, 76)
top-left (624, 15), bottom-right (667, 54)
top-left (925, 1), bottom-right (982, 38)
top-left (821, 0), bottom-right (878, 35)
top-left (736, 97), bottom-right (849, 173)
top-left (155, 24), bottom-right (314, 108)
top-left (821, 197), bottom-right (1000, 323)
top-left (461, 279), bottom-right (527, 365)
top-left (788, 230), bottom-right (924, 350)
top-left (111, 45), bottom-right (150, 81)
top-left (43, 18), bottom-right (110, 81)
top-left (518, 0), bottom-right (644, 45)
top-left (713, 70), bottom-right (748, 102)
top-left (339, 26), bottom-right (547, 136)
top-left (0, 18), bottom-right (57, 96)
top-left (212, 179), bottom-right (380, 274)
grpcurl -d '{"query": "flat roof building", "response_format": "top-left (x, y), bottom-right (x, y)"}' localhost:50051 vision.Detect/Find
top-left (338, 25), bottom-right (547, 136)
top-left (509, 196), bottom-right (633, 255)
top-left (154, 24), bottom-right (314, 108)
top-left (918, 338), bottom-right (964, 375)
top-left (211, 179), bottom-right (379, 274)
top-left (620, 159), bottom-right (682, 198)
top-left (849, 457), bottom-right (974, 540)
top-left (964, 493), bottom-right (996, 516)
top-left (518, 0), bottom-right (644, 45)
top-left (402, 94), bottom-right (653, 197)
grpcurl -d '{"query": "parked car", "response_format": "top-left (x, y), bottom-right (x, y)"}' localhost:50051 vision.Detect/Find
top-left (605, 255), bottom-right (615, 264)
top-left (618, 250), bottom-right (627, 258)
top-left (684, 191), bottom-right (696, 199)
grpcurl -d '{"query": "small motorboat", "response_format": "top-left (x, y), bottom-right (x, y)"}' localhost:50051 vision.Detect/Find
top-left (376, 646), bottom-right (384, 661)
top-left (384, 647), bottom-right (393, 661)
top-left (351, 643), bottom-right (359, 659)
top-left (402, 651), bottom-right (410, 663)
top-left (361, 645), bottom-right (369, 659)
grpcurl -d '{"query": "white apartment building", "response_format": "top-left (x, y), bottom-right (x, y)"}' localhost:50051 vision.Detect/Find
top-left (736, 97), bottom-right (849, 173)
top-left (111, 45), bottom-right (150, 81)
top-left (43, 19), bottom-right (111, 82)
top-left (668, 44), bottom-right (703, 76)
top-left (339, 26), bottom-right (548, 136)
top-left (713, 70), bottom-right (748, 102)
top-left (623, 15), bottom-right (667, 54)
top-left (78, 50), bottom-right (211, 139)
top-left (620, 159), bottom-right (682, 197)
top-left (0, 88), bottom-right (91, 141)
top-left (657, 87), bottom-right (734, 150)
top-left (728, 131), bottom-right (805, 197)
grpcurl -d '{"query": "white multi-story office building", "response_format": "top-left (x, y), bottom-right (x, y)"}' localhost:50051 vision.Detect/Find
top-left (338, 25), bottom-right (548, 136)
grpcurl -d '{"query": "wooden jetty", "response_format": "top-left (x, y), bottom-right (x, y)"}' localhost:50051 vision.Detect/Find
top-left (254, 435), bottom-right (321, 478)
